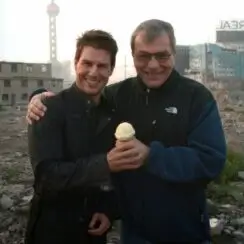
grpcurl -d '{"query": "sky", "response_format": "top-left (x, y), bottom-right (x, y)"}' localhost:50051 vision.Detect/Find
top-left (1, 0), bottom-right (244, 66)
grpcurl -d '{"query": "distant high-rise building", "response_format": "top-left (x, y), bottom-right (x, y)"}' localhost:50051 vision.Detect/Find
top-left (175, 45), bottom-right (190, 75)
top-left (45, 1), bottom-right (73, 84)
top-left (216, 20), bottom-right (244, 51)
top-left (46, 0), bottom-right (60, 63)
top-left (0, 1), bottom-right (6, 60)
top-left (189, 43), bottom-right (244, 82)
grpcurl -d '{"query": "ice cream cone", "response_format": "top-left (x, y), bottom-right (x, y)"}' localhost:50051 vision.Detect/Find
top-left (115, 122), bottom-right (135, 141)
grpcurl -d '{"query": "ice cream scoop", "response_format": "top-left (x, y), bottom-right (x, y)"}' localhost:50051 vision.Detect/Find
top-left (115, 122), bottom-right (135, 141)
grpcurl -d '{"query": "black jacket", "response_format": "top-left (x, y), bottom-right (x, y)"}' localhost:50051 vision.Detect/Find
top-left (104, 70), bottom-right (226, 243)
top-left (26, 84), bottom-right (119, 244)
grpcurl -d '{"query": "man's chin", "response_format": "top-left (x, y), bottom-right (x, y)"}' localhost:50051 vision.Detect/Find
top-left (85, 88), bottom-right (101, 96)
top-left (84, 84), bottom-right (104, 94)
top-left (144, 79), bottom-right (166, 88)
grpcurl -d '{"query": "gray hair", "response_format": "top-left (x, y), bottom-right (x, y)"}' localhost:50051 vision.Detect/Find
top-left (131, 19), bottom-right (176, 54)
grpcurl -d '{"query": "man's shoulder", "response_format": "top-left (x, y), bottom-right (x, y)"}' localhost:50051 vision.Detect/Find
top-left (107, 77), bottom-right (137, 91)
top-left (104, 77), bottom-right (137, 101)
top-left (178, 75), bottom-right (214, 104)
top-left (42, 89), bottom-right (68, 116)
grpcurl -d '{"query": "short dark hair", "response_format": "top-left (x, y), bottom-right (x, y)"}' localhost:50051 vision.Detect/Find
top-left (131, 19), bottom-right (176, 54)
top-left (75, 30), bottom-right (118, 69)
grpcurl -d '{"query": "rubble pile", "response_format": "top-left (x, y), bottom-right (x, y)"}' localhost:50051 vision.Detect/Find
top-left (211, 85), bottom-right (244, 152)
top-left (1, 86), bottom-right (244, 244)
top-left (0, 109), bottom-right (33, 244)
top-left (208, 179), bottom-right (244, 243)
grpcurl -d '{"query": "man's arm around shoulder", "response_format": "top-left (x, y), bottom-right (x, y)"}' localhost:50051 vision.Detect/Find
top-left (29, 88), bottom-right (47, 101)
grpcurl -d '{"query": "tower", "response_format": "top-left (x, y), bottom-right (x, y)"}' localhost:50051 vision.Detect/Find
top-left (46, 0), bottom-right (60, 63)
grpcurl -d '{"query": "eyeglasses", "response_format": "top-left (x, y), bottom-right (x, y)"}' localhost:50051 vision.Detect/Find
top-left (134, 52), bottom-right (172, 64)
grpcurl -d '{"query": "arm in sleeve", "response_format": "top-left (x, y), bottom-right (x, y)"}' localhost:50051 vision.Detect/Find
top-left (96, 189), bottom-right (120, 222)
top-left (28, 97), bottom-right (111, 194)
top-left (146, 89), bottom-right (227, 184)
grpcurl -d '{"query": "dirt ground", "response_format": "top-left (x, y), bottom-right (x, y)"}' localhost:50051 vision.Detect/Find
top-left (0, 108), bottom-right (33, 184)
top-left (0, 107), bottom-right (243, 244)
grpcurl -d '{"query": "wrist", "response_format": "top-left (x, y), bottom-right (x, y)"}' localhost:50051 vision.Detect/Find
top-left (144, 146), bottom-right (150, 160)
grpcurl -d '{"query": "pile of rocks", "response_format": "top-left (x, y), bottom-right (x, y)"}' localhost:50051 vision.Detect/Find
top-left (1, 175), bottom-right (244, 244)
top-left (212, 86), bottom-right (244, 152)
top-left (0, 110), bottom-right (33, 244)
top-left (1, 101), bottom-right (244, 243)
top-left (0, 181), bottom-right (33, 244)
top-left (208, 182), bottom-right (244, 243)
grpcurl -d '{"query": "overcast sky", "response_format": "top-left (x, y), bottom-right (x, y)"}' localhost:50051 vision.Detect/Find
top-left (1, 0), bottom-right (244, 65)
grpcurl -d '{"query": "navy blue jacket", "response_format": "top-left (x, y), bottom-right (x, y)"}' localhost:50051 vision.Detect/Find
top-left (104, 70), bottom-right (226, 243)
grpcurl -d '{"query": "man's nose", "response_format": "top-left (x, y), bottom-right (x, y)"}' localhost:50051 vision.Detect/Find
top-left (147, 56), bottom-right (160, 69)
top-left (89, 65), bottom-right (99, 76)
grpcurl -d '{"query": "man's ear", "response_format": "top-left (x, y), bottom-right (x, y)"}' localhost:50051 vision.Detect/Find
top-left (109, 66), bottom-right (114, 76)
top-left (74, 60), bottom-right (78, 72)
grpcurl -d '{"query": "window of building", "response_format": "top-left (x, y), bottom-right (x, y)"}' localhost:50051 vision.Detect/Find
top-left (37, 79), bottom-right (44, 87)
top-left (0, 63), bottom-right (2, 72)
top-left (21, 93), bottom-right (28, 101)
top-left (21, 79), bottom-right (28, 87)
top-left (41, 64), bottom-right (47, 72)
top-left (51, 80), bottom-right (56, 87)
top-left (4, 79), bottom-right (11, 87)
top-left (2, 94), bottom-right (9, 101)
top-left (11, 63), bottom-right (18, 73)
top-left (26, 64), bottom-right (33, 72)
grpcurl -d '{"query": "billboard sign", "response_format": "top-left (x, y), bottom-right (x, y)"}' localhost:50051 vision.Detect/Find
top-left (217, 20), bottom-right (244, 31)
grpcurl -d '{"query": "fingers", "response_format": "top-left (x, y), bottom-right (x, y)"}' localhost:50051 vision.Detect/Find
top-left (114, 148), bottom-right (139, 160)
top-left (26, 105), bottom-right (42, 125)
top-left (26, 116), bottom-right (32, 125)
top-left (27, 111), bottom-right (40, 123)
top-left (116, 140), bottom-right (135, 151)
top-left (114, 153), bottom-right (141, 164)
top-left (26, 93), bottom-right (48, 124)
top-left (88, 214), bottom-right (110, 236)
top-left (88, 221), bottom-right (110, 236)
top-left (89, 213), bottom-right (99, 229)
top-left (107, 146), bottom-right (142, 172)
top-left (44, 91), bottom-right (55, 98)
top-left (88, 223), bottom-right (107, 236)
top-left (30, 103), bottom-right (45, 117)
top-left (108, 157), bottom-right (142, 172)
top-left (108, 148), bottom-right (140, 163)
top-left (33, 95), bottom-right (47, 114)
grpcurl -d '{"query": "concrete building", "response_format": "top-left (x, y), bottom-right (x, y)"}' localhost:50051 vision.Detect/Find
top-left (189, 43), bottom-right (244, 82)
top-left (0, 61), bottom-right (63, 106)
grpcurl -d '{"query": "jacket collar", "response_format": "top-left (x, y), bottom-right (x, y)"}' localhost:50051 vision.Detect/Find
top-left (68, 82), bottom-right (111, 111)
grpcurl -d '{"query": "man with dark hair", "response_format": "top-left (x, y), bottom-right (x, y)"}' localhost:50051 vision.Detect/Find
top-left (26, 19), bottom-right (226, 244)
top-left (25, 30), bottom-right (121, 244)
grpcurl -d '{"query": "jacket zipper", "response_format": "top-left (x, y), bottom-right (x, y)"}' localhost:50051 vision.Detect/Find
top-left (146, 88), bottom-right (150, 105)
